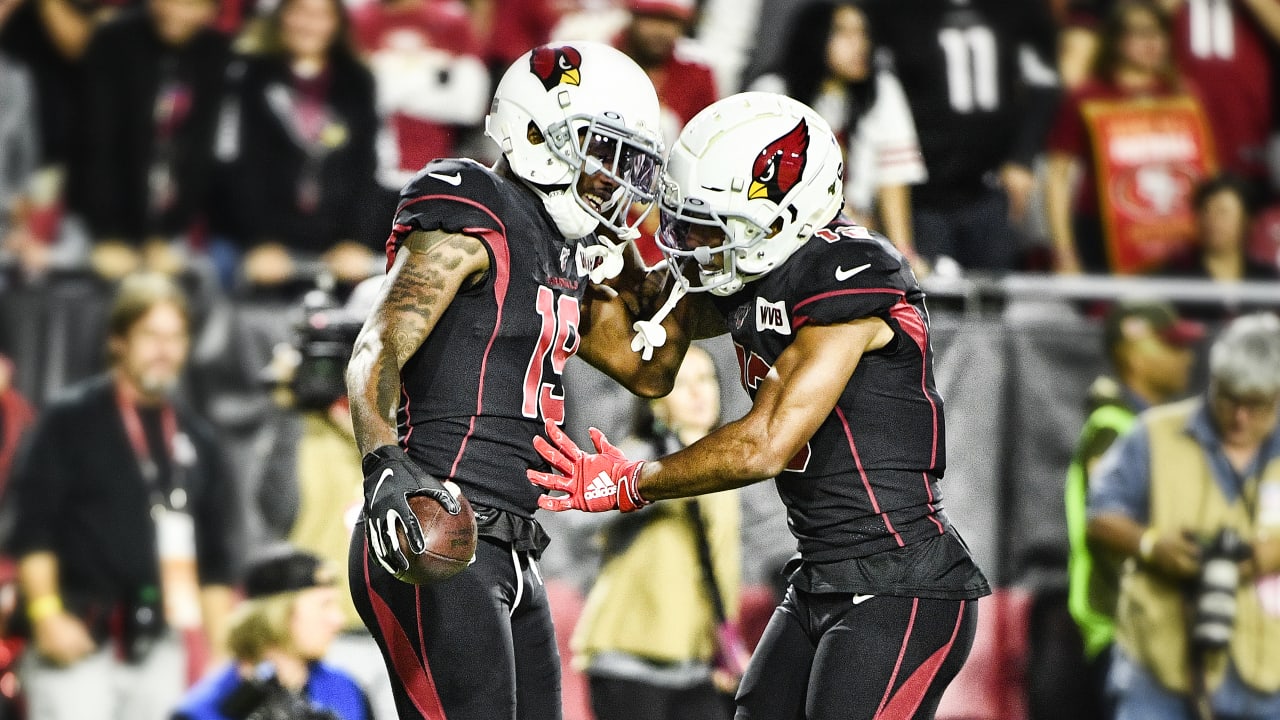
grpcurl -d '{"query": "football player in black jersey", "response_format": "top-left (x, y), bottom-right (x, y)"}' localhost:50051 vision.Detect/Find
top-left (344, 42), bottom-right (697, 720)
top-left (529, 92), bottom-right (991, 719)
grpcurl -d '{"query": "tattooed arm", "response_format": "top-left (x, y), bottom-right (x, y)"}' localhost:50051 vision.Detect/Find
top-left (346, 230), bottom-right (490, 454)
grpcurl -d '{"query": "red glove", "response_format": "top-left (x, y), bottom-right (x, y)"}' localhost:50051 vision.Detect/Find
top-left (527, 419), bottom-right (649, 513)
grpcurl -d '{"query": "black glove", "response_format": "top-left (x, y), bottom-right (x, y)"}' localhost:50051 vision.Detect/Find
top-left (362, 445), bottom-right (461, 577)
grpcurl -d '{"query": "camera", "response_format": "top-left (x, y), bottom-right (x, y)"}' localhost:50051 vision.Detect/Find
top-left (277, 289), bottom-right (364, 411)
top-left (1190, 528), bottom-right (1251, 650)
top-left (219, 669), bottom-right (340, 720)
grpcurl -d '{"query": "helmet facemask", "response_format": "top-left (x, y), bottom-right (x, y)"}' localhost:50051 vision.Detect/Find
top-left (485, 42), bottom-right (666, 241)
top-left (544, 115), bottom-right (663, 240)
top-left (656, 176), bottom-right (793, 297)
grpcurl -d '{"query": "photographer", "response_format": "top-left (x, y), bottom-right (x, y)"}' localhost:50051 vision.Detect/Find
top-left (172, 547), bottom-right (369, 720)
top-left (1088, 312), bottom-right (1280, 720)
top-left (255, 282), bottom-right (395, 720)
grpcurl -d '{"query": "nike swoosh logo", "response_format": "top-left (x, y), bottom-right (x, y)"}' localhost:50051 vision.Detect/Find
top-left (372, 468), bottom-right (393, 501)
top-left (427, 171), bottom-right (463, 186)
top-left (852, 594), bottom-right (875, 605)
top-left (835, 263), bottom-right (872, 281)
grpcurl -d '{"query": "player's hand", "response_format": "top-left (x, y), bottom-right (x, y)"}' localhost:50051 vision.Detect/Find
top-left (33, 611), bottom-right (96, 666)
top-left (362, 445), bottom-right (461, 576)
top-left (527, 419), bottom-right (648, 513)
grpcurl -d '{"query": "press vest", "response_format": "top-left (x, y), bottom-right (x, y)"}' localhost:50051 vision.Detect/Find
top-left (1115, 399), bottom-right (1280, 694)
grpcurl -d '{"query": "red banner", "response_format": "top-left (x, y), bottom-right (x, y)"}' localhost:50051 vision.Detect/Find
top-left (1082, 96), bottom-right (1216, 274)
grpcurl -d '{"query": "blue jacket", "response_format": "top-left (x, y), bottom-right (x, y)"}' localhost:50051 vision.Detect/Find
top-left (173, 662), bottom-right (369, 720)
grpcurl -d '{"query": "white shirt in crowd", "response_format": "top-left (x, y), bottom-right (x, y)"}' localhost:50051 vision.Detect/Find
top-left (751, 70), bottom-right (927, 215)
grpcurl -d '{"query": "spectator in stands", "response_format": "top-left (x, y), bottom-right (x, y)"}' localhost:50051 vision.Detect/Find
top-left (1061, 0), bottom-right (1280, 195)
top-left (5, 273), bottom-right (239, 720)
top-left (865, 0), bottom-right (1060, 272)
top-left (1046, 0), bottom-right (1215, 275)
top-left (255, 284), bottom-right (395, 720)
top-left (1088, 312), bottom-right (1280, 720)
top-left (474, 0), bottom-right (564, 81)
top-left (614, 0), bottom-right (717, 147)
top-left (572, 346), bottom-right (743, 720)
top-left (351, 0), bottom-right (489, 208)
top-left (0, 0), bottom-right (44, 277)
top-left (0, 0), bottom-right (127, 170)
top-left (751, 0), bottom-right (927, 274)
top-left (0, 353), bottom-right (34, 497)
top-left (222, 0), bottom-right (379, 291)
top-left (1162, 175), bottom-right (1280, 281)
top-left (1167, 0), bottom-right (1280, 194)
top-left (1056, 299), bottom-right (1203, 719)
top-left (172, 547), bottom-right (370, 720)
top-left (72, 0), bottom-right (228, 280)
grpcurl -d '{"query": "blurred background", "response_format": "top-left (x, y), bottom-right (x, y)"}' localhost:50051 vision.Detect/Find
top-left (1, 0), bottom-right (1279, 718)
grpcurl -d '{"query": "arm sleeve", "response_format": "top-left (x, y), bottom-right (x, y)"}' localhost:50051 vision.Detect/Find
top-left (194, 437), bottom-right (241, 587)
top-left (1045, 89), bottom-right (1088, 158)
top-left (4, 412), bottom-right (71, 557)
top-left (341, 67), bottom-right (382, 242)
top-left (1087, 421), bottom-right (1152, 524)
top-left (868, 72), bottom-right (927, 187)
top-left (1007, 1), bottom-right (1063, 169)
top-left (79, 26), bottom-right (126, 239)
top-left (256, 415), bottom-right (302, 540)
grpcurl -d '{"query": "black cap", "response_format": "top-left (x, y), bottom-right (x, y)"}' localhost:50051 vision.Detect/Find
top-left (244, 548), bottom-right (336, 599)
top-left (1103, 299), bottom-right (1206, 353)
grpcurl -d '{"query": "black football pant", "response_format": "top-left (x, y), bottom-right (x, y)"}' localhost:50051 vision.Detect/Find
top-left (349, 528), bottom-right (561, 720)
top-left (736, 588), bottom-right (977, 720)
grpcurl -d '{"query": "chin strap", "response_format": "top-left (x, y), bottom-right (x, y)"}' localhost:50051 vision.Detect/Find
top-left (631, 281), bottom-right (688, 361)
top-left (578, 228), bottom-right (639, 283)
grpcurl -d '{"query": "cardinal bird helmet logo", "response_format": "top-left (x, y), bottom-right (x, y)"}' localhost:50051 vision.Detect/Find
top-left (749, 119), bottom-right (810, 205)
top-left (530, 46), bottom-right (584, 91)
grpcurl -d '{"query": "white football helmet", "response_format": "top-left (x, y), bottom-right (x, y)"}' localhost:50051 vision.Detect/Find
top-left (485, 42), bottom-right (665, 240)
top-left (658, 92), bottom-right (845, 296)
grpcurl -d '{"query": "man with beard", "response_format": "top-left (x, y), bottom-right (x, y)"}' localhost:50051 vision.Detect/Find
top-left (6, 273), bottom-right (240, 720)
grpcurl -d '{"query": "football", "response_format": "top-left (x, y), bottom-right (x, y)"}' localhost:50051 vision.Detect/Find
top-left (394, 481), bottom-right (478, 585)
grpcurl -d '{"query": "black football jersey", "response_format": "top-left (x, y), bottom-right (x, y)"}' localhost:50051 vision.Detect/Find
top-left (386, 159), bottom-right (592, 518)
top-left (866, 0), bottom-right (1060, 205)
top-left (711, 220), bottom-right (950, 562)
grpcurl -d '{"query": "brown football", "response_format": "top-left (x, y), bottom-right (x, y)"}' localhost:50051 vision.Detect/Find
top-left (393, 481), bottom-right (478, 585)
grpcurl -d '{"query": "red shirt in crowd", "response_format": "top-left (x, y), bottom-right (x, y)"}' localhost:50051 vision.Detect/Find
top-left (1046, 77), bottom-right (1194, 216)
top-left (1170, 0), bottom-right (1274, 183)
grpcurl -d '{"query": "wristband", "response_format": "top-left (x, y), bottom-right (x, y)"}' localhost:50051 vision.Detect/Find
top-left (27, 595), bottom-right (63, 623)
top-left (1138, 528), bottom-right (1159, 563)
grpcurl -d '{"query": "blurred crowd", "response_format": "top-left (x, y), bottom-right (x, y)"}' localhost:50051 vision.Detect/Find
top-left (1, 0), bottom-right (1280, 291)
top-left (0, 0), bottom-right (1279, 719)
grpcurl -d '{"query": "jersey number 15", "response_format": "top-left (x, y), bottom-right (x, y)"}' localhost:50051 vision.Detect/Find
top-left (522, 286), bottom-right (580, 424)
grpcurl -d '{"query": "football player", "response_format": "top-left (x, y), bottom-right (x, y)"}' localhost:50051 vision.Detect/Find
top-left (528, 92), bottom-right (991, 719)
top-left (345, 42), bottom-right (695, 720)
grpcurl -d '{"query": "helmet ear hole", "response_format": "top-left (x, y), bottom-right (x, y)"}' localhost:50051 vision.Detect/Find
top-left (768, 217), bottom-right (785, 238)
top-left (527, 122), bottom-right (546, 145)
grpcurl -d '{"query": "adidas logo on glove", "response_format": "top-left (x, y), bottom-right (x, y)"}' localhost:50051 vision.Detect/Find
top-left (583, 472), bottom-right (617, 501)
